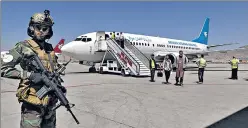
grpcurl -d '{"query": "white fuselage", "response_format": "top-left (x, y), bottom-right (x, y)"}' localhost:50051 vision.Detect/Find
top-left (61, 31), bottom-right (208, 63)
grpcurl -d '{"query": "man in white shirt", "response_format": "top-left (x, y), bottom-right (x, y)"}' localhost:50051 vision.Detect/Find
top-left (162, 55), bottom-right (173, 84)
top-left (120, 32), bottom-right (125, 48)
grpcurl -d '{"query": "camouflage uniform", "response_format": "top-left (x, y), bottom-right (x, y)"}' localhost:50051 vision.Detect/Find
top-left (1, 53), bottom-right (22, 79)
top-left (2, 10), bottom-right (61, 128)
top-left (1, 65), bottom-right (21, 79)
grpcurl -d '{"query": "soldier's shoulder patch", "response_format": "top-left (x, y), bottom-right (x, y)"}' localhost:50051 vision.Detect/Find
top-left (2, 54), bottom-right (14, 63)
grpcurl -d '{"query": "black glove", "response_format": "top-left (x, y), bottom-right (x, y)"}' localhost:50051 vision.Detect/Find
top-left (28, 72), bottom-right (43, 84)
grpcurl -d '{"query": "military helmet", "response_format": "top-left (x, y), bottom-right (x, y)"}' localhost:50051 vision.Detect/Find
top-left (27, 10), bottom-right (54, 39)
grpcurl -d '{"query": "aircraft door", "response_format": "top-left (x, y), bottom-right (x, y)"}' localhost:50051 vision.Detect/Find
top-left (95, 31), bottom-right (107, 51)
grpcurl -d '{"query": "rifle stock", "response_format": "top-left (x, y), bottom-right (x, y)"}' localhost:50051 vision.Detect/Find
top-left (27, 55), bottom-right (80, 124)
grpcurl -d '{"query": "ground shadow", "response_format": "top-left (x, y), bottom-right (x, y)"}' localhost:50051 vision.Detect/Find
top-left (205, 106), bottom-right (248, 128)
top-left (186, 69), bottom-right (248, 71)
top-left (190, 73), bottom-right (198, 74)
top-left (65, 71), bottom-right (97, 74)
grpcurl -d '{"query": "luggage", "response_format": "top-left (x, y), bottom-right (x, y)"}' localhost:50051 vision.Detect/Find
top-left (157, 71), bottom-right (163, 77)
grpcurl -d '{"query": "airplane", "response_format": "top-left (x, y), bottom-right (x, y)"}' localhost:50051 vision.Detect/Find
top-left (60, 18), bottom-right (238, 72)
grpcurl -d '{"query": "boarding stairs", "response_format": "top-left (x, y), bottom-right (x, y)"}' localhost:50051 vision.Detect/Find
top-left (99, 38), bottom-right (150, 76)
top-left (123, 39), bottom-right (150, 76)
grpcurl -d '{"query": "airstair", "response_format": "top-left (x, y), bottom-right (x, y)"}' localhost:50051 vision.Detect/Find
top-left (95, 39), bottom-right (149, 76)
top-left (123, 39), bottom-right (150, 76)
top-left (95, 31), bottom-right (150, 76)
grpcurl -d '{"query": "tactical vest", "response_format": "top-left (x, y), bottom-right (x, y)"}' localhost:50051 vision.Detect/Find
top-left (17, 39), bottom-right (57, 106)
top-left (25, 39), bottom-right (56, 72)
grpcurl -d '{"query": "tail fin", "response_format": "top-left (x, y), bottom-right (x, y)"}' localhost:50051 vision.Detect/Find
top-left (192, 18), bottom-right (210, 45)
top-left (54, 39), bottom-right (65, 54)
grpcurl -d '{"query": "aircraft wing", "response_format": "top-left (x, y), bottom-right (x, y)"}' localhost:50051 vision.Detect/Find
top-left (184, 49), bottom-right (231, 61)
top-left (207, 42), bottom-right (239, 49)
top-left (185, 50), bottom-right (226, 57)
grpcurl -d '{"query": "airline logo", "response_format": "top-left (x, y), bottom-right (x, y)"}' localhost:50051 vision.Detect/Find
top-left (58, 43), bottom-right (64, 50)
top-left (168, 41), bottom-right (197, 46)
top-left (204, 32), bottom-right (208, 37)
top-left (126, 36), bottom-right (152, 42)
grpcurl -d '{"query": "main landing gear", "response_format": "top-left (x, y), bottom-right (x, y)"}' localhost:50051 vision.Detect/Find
top-left (89, 64), bottom-right (96, 73)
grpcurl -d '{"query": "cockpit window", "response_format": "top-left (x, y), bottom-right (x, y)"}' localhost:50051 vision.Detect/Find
top-left (74, 38), bottom-right (82, 41)
top-left (75, 37), bottom-right (92, 42)
top-left (82, 38), bottom-right (86, 42)
top-left (87, 38), bottom-right (92, 42)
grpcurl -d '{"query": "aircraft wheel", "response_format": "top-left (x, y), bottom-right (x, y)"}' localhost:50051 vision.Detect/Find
top-left (89, 67), bottom-right (96, 73)
top-left (99, 67), bottom-right (104, 74)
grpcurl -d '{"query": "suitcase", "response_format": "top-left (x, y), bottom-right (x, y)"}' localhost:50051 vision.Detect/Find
top-left (157, 71), bottom-right (163, 77)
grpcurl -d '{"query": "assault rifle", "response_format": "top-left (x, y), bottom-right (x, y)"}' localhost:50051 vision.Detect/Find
top-left (25, 54), bottom-right (80, 124)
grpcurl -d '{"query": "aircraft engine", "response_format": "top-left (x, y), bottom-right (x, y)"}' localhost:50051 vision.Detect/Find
top-left (153, 51), bottom-right (188, 70)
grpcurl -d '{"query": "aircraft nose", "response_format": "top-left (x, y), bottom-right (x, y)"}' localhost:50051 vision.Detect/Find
top-left (61, 42), bottom-right (74, 54)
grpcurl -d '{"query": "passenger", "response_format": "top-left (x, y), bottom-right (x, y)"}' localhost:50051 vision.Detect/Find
top-left (175, 50), bottom-right (188, 86)
top-left (115, 33), bottom-right (120, 41)
top-left (109, 33), bottom-right (112, 39)
top-left (120, 32), bottom-right (125, 49)
top-left (196, 54), bottom-right (207, 84)
top-left (115, 33), bottom-right (120, 45)
top-left (162, 55), bottom-right (173, 84)
top-left (229, 56), bottom-right (239, 80)
top-left (149, 54), bottom-right (157, 82)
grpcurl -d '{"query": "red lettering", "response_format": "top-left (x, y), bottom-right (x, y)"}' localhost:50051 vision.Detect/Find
top-left (118, 52), bottom-right (133, 66)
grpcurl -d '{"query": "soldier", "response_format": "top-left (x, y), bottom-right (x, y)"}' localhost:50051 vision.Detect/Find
top-left (2, 10), bottom-right (63, 128)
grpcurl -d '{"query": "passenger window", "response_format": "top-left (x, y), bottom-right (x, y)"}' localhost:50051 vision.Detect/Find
top-left (136, 42), bottom-right (138, 45)
top-left (148, 44), bottom-right (150, 46)
top-left (142, 43), bottom-right (144, 46)
top-left (153, 44), bottom-right (154, 47)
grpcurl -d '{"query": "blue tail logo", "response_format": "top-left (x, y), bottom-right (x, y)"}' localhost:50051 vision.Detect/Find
top-left (192, 18), bottom-right (210, 45)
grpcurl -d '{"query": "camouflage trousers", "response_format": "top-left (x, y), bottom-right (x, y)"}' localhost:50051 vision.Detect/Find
top-left (20, 103), bottom-right (56, 128)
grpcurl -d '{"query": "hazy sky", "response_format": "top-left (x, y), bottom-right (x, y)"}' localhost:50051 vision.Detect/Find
top-left (2, 1), bottom-right (247, 51)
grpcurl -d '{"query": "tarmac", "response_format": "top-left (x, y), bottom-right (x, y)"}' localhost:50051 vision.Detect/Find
top-left (1, 63), bottom-right (248, 128)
